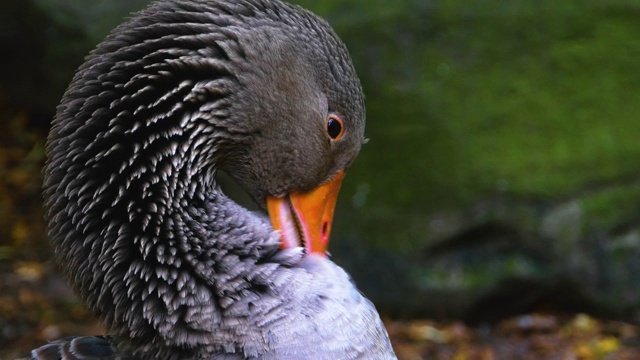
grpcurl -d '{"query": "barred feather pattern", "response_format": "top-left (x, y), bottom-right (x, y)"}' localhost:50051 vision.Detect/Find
top-left (35, 0), bottom-right (395, 359)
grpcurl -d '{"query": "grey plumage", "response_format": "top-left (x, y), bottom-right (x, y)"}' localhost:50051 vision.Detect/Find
top-left (32, 0), bottom-right (396, 359)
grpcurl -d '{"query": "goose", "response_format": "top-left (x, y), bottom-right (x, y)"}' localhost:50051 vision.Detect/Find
top-left (30, 0), bottom-right (396, 358)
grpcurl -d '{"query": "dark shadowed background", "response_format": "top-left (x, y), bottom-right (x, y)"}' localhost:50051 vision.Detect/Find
top-left (2, 0), bottom-right (640, 358)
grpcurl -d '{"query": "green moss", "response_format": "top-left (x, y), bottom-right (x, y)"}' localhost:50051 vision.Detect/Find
top-left (334, 1), bottom-right (640, 204)
top-left (321, 0), bottom-right (640, 249)
top-left (582, 185), bottom-right (640, 229)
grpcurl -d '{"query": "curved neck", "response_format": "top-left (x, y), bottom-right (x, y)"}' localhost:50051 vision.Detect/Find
top-left (59, 137), bottom-right (288, 355)
top-left (45, 45), bottom-right (286, 358)
top-left (116, 176), bottom-right (284, 356)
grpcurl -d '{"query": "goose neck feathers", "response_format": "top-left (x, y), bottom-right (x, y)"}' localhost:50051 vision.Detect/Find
top-left (38, 0), bottom-right (395, 358)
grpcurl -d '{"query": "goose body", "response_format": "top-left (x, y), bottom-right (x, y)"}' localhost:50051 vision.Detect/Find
top-left (32, 0), bottom-right (396, 359)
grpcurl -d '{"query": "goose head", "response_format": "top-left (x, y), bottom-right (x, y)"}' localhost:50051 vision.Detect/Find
top-left (41, 0), bottom-right (394, 358)
top-left (217, 14), bottom-right (366, 253)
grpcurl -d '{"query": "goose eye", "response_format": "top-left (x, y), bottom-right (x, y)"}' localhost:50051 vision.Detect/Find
top-left (326, 114), bottom-right (344, 140)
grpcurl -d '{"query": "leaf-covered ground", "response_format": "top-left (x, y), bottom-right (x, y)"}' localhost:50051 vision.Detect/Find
top-left (1, 93), bottom-right (640, 360)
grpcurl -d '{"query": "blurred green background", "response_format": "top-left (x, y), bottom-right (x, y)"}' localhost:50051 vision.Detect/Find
top-left (2, 0), bottom-right (640, 351)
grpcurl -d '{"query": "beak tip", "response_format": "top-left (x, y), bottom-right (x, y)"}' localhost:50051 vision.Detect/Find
top-left (267, 170), bottom-right (345, 256)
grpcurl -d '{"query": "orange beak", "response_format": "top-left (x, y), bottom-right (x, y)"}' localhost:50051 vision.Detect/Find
top-left (266, 170), bottom-right (345, 256)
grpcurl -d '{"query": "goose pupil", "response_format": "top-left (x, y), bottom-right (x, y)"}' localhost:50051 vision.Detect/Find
top-left (327, 118), bottom-right (342, 139)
